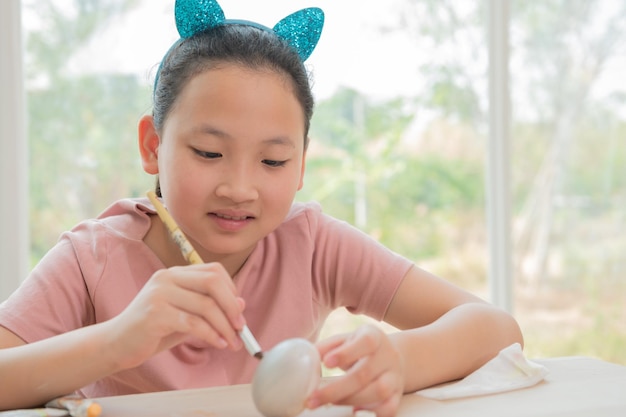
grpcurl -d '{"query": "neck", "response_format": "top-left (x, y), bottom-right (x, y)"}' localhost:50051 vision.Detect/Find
top-left (194, 242), bottom-right (255, 278)
top-left (144, 213), bottom-right (253, 277)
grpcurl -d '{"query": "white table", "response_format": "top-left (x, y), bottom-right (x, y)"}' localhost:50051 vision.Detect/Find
top-left (95, 357), bottom-right (626, 417)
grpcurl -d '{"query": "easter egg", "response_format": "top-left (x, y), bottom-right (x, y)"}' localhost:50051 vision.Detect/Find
top-left (251, 338), bottom-right (321, 417)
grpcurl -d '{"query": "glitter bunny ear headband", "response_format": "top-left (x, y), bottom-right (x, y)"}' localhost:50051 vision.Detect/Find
top-left (174, 0), bottom-right (324, 61)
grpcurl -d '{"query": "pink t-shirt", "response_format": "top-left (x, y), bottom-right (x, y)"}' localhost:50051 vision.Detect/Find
top-left (0, 198), bottom-right (412, 398)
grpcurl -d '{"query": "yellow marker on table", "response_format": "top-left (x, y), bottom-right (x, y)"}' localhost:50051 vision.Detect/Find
top-left (47, 398), bottom-right (101, 417)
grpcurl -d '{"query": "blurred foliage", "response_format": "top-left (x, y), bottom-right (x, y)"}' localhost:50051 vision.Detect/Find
top-left (302, 88), bottom-right (485, 264)
top-left (25, 0), bottom-right (151, 261)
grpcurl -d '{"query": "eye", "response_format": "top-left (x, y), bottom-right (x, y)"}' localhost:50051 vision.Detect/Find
top-left (262, 159), bottom-right (288, 168)
top-left (193, 148), bottom-right (221, 159)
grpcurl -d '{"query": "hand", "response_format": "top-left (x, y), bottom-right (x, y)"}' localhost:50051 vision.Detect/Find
top-left (105, 262), bottom-right (246, 370)
top-left (306, 325), bottom-right (405, 417)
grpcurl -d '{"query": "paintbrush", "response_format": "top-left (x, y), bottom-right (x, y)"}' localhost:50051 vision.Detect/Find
top-left (146, 191), bottom-right (263, 359)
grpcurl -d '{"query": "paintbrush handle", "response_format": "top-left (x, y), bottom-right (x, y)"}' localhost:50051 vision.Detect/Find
top-left (240, 325), bottom-right (263, 359)
top-left (146, 191), bottom-right (204, 264)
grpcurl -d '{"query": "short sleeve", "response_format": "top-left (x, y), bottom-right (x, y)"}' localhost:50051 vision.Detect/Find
top-left (0, 234), bottom-right (96, 342)
top-left (307, 207), bottom-right (414, 320)
top-left (0, 198), bottom-right (156, 343)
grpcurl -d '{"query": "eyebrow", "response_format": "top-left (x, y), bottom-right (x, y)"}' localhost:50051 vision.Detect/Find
top-left (191, 124), bottom-right (297, 148)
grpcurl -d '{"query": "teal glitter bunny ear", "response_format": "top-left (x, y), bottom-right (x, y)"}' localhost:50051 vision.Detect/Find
top-left (175, 0), bottom-right (225, 39)
top-left (172, 0), bottom-right (324, 61)
top-left (273, 8), bottom-right (324, 62)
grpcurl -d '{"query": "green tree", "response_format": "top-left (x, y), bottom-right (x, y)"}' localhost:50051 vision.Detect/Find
top-left (392, 0), bottom-right (626, 287)
top-left (303, 88), bottom-right (414, 230)
top-left (390, 0), bottom-right (626, 363)
top-left (301, 87), bottom-right (485, 264)
top-left (25, 0), bottom-right (150, 262)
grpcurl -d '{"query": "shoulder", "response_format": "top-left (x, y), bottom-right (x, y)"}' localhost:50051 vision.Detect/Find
top-left (284, 201), bottom-right (323, 221)
top-left (273, 201), bottom-right (354, 249)
top-left (281, 201), bottom-right (352, 236)
top-left (273, 202), bottom-right (414, 319)
top-left (280, 201), bottom-right (384, 251)
top-left (56, 197), bottom-right (155, 272)
top-left (67, 197), bottom-right (154, 243)
top-left (274, 201), bottom-right (404, 263)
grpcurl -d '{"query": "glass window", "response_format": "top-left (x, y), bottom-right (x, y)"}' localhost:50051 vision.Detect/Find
top-left (509, 0), bottom-right (626, 362)
top-left (19, 0), bottom-right (626, 365)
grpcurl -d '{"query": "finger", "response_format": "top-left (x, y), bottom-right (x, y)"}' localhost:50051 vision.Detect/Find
top-left (186, 262), bottom-right (238, 293)
top-left (333, 370), bottom-right (401, 408)
top-left (150, 269), bottom-right (242, 348)
top-left (316, 334), bottom-right (349, 358)
top-left (152, 309), bottom-right (228, 353)
top-left (309, 353), bottom-right (386, 407)
top-left (310, 330), bottom-right (394, 407)
top-left (179, 290), bottom-right (242, 349)
top-left (307, 366), bottom-right (402, 412)
top-left (170, 264), bottom-right (238, 299)
top-left (169, 264), bottom-right (246, 330)
top-left (174, 310), bottom-right (230, 349)
top-left (322, 328), bottom-right (382, 370)
top-left (356, 390), bottom-right (402, 417)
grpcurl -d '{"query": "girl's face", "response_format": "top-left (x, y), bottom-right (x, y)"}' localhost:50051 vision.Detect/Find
top-left (141, 64), bottom-right (306, 263)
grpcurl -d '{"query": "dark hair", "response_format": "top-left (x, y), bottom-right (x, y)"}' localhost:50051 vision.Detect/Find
top-left (154, 24), bottom-right (314, 135)
top-left (152, 25), bottom-right (315, 196)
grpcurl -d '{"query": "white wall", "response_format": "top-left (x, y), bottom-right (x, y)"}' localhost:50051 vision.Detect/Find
top-left (0, 0), bottom-right (29, 301)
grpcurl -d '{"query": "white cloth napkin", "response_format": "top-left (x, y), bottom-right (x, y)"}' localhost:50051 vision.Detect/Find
top-left (416, 343), bottom-right (548, 400)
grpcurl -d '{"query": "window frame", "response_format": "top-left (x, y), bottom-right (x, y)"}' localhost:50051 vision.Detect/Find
top-left (0, 0), bottom-right (29, 301)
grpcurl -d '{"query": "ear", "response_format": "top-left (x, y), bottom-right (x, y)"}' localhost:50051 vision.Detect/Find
top-left (138, 115), bottom-right (160, 175)
top-left (297, 148), bottom-right (307, 191)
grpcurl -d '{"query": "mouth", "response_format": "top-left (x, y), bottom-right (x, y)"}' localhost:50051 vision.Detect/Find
top-left (210, 212), bottom-right (255, 232)
top-left (213, 213), bottom-right (255, 221)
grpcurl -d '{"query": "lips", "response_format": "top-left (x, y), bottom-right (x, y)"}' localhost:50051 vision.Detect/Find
top-left (213, 211), bottom-right (255, 220)
top-left (215, 213), bottom-right (251, 221)
top-left (210, 211), bottom-right (254, 232)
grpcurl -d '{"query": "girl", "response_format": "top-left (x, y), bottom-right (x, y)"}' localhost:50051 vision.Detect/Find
top-left (0, 1), bottom-right (523, 416)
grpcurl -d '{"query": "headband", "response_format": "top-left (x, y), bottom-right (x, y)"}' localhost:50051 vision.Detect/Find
top-left (174, 0), bottom-right (324, 61)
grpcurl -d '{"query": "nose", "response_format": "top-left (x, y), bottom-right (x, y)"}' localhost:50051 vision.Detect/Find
top-left (215, 163), bottom-right (259, 203)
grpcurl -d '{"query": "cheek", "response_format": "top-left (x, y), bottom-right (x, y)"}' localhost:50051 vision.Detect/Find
top-left (157, 151), bottom-right (201, 197)
top-left (161, 174), bottom-right (205, 224)
top-left (267, 167), bottom-right (303, 202)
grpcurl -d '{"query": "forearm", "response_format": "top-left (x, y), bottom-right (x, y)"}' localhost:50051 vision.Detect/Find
top-left (0, 321), bottom-right (122, 410)
top-left (391, 302), bottom-right (524, 393)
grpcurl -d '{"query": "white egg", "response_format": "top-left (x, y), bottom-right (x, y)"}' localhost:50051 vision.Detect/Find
top-left (251, 338), bottom-right (321, 417)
